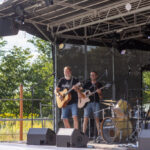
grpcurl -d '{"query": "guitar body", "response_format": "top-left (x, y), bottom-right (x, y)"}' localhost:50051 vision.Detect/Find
top-left (78, 97), bottom-right (90, 108)
top-left (78, 83), bottom-right (111, 109)
top-left (78, 90), bottom-right (91, 109)
top-left (56, 89), bottom-right (71, 108)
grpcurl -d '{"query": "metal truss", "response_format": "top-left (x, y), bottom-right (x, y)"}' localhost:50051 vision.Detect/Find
top-left (1, 0), bottom-right (150, 44)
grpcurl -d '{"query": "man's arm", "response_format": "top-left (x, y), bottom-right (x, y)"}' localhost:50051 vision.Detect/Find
top-left (96, 89), bottom-right (103, 100)
top-left (55, 87), bottom-right (60, 95)
top-left (73, 86), bottom-right (85, 99)
top-left (55, 78), bottom-right (62, 95)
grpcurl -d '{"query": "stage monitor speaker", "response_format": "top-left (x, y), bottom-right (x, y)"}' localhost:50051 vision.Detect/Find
top-left (0, 18), bottom-right (19, 36)
top-left (56, 128), bottom-right (89, 147)
top-left (27, 128), bottom-right (56, 145)
top-left (138, 129), bottom-right (150, 150)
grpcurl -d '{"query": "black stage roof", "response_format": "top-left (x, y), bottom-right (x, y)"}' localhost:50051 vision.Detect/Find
top-left (1, 0), bottom-right (150, 50)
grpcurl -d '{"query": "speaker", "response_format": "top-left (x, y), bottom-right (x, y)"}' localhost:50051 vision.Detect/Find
top-left (27, 128), bottom-right (56, 145)
top-left (56, 128), bottom-right (89, 147)
top-left (0, 18), bottom-right (19, 36)
top-left (138, 129), bottom-right (150, 150)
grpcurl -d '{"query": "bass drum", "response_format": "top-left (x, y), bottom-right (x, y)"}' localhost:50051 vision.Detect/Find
top-left (101, 117), bottom-right (132, 143)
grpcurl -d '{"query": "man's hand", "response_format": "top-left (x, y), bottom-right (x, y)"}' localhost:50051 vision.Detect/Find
top-left (72, 85), bottom-right (79, 92)
top-left (55, 87), bottom-right (60, 95)
top-left (96, 89), bottom-right (102, 94)
top-left (96, 89), bottom-right (103, 100)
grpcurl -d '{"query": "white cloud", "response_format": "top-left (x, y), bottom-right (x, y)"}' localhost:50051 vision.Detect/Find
top-left (3, 31), bottom-right (35, 50)
top-left (2, 31), bottom-right (39, 61)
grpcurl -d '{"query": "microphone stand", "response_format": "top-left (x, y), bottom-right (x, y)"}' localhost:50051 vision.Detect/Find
top-left (93, 69), bottom-right (107, 143)
top-left (124, 65), bottom-right (130, 142)
top-left (93, 84), bottom-right (97, 143)
top-left (97, 69), bottom-right (108, 83)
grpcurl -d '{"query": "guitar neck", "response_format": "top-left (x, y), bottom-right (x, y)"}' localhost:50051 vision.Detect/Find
top-left (65, 88), bottom-right (73, 96)
top-left (64, 82), bottom-right (80, 96)
top-left (88, 86), bottom-right (106, 97)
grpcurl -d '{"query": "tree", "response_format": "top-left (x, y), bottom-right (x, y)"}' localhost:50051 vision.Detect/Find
top-left (0, 36), bottom-right (54, 117)
top-left (0, 46), bottom-right (32, 115)
top-left (0, 37), bottom-right (7, 47)
top-left (27, 37), bottom-right (54, 117)
top-left (143, 71), bottom-right (150, 104)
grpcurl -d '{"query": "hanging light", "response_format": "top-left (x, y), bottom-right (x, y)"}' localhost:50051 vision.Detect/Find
top-left (125, 3), bottom-right (132, 11)
top-left (58, 43), bottom-right (65, 50)
top-left (120, 49), bottom-right (127, 55)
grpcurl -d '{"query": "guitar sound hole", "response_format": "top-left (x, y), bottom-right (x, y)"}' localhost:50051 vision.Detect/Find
top-left (85, 91), bottom-right (89, 95)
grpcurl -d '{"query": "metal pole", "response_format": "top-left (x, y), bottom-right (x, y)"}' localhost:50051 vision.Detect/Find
top-left (112, 47), bottom-right (116, 99)
top-left (19, 84), bottom-right (23, 141)
top-left (31, 86), bottom-right (34, 128)
top-left (84, 27), bottom-right (88, 80)
top-left (40, 103), bottom-right (43, 128)
top-left (84, 40), bottom-right (87, 80)
top-left (54, 37), bottom-right (59, 132)
top-left (51, 43), bottom-right (55, 131)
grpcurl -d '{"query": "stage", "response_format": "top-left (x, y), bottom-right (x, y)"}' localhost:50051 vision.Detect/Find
top-left (0, 141), bottom-right (135, 150)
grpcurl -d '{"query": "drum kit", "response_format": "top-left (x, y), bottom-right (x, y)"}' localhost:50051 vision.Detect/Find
top-left (97, 98), bottom-right (146, 143)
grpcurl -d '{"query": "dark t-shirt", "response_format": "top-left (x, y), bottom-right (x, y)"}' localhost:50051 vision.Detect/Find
top-left (57, 77), bottom-right (79, 105)
top-left (83, 80), bottom-right (102, 103)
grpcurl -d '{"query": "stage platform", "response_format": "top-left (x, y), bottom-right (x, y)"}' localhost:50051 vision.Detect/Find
top-left (0, 141), bottom-right (136, 150)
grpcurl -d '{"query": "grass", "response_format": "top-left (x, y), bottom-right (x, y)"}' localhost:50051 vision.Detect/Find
top-left (0, 119), bottom-right (53, 141)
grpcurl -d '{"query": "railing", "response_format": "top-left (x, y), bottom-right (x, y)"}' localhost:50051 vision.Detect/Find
top-left (0, 118), bottom-right (54, 141)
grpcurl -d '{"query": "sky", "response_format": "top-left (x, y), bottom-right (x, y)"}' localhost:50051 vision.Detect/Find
top-left (2, 31), bottom-right (39, 60)
top-left (0, 0), bottom-right (38, 57)
top-left (3, 31), bottom-right (36, 50)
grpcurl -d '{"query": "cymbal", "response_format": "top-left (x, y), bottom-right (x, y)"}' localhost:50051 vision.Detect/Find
top-left (101, 102), bottom-right (113, 106)
top-left (102, 99), bottom-right (116, 103)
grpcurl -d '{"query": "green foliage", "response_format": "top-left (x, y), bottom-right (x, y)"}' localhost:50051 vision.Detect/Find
top-left (28, 37), bottom-right (52, 59)
top-left (0, 46), bottom-right (32, 94)
top-left (0, 36), bottom-right (54, 117)
top-left (27, 37), bottom-right (54, 116)
top-left (143, 71), bottom-right (150, 103)
top-left (0, 46), bottom-right (32, 116)
top-left (0, 37), bottom-right (7, 47)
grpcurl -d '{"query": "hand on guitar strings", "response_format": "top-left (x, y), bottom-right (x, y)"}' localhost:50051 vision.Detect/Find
top-left (96, 89), bottom-right (102, 94)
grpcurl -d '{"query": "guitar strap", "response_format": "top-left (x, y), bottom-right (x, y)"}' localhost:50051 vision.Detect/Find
top-left (68, 76), bottom-right (74, 90)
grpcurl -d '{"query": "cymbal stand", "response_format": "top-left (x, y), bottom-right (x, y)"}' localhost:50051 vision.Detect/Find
top-left (129, 102), bottom-right (141, 142)
top-left (111, 104), bottom-right (115, 118)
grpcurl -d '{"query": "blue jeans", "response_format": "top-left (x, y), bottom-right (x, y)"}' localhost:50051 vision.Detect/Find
top-left (84, 102), bottom-right (100, 118)
top-left (61, 103), bottom-right (78, 119)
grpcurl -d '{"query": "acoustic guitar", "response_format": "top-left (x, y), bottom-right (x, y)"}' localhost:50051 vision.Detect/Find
top-left (78, 83), bottom-right (111, 108)
top-left (56, 82), bottom-right (81, 108)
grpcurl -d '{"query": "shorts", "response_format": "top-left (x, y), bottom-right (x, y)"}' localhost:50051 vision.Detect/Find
top-left (84, 102), bottom-right (100, 118)
top-left (61, 103), bottom-right (78, 119)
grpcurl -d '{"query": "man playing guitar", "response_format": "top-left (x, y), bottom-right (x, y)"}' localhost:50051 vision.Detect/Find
top-left (78, 71), bottom-right (102, 141)
top-left (55, 66), bottom-right (79, 129)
